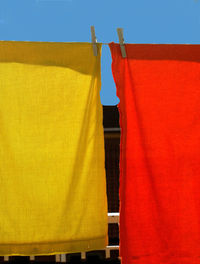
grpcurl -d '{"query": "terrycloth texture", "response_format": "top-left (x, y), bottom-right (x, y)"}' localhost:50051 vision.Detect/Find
top-left (0, 41), bottom-right (108, 256)
top-left (110, 43), bottom-right (200, 264)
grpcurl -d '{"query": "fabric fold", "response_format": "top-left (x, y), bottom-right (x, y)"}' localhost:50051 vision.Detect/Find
top-left (0, 41), bottom-right (108, 256)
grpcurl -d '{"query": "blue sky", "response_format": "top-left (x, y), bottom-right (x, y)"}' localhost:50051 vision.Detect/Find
top-left (1, 0), bottom-right (200, 105)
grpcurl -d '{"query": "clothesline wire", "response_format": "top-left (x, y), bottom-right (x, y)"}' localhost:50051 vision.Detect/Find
top-left (93, 43), bottom-right (110, 45)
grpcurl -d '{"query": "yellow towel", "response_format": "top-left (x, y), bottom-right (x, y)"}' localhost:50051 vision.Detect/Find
top-left (0, 41), bottom-right (108, 256)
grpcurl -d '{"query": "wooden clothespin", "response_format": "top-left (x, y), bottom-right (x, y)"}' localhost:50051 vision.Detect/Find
top-left (117, 28), bottom-right (126, 58)
top-left (91, 26), bottom-right (98, 56)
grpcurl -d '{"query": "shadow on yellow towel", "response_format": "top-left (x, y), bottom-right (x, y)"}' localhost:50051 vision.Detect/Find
top-left (0, 41), bottom-right (108, 256)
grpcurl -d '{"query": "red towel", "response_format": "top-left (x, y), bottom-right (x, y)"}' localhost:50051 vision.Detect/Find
top-left (109, 43), bottom-right (200, 264)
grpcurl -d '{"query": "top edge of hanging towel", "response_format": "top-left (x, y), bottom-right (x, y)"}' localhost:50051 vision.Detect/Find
top-left (0, 40), bottom-right (200, 45)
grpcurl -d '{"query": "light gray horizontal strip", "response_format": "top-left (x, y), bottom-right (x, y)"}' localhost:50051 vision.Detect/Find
top-left (104, 128), bottom-right (121, 132)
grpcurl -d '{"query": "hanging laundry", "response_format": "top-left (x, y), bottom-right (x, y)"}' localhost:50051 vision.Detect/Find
top-left (110, 42), bottom-right (200, 264)
top-left (0, 41), bottom-right (108, 256)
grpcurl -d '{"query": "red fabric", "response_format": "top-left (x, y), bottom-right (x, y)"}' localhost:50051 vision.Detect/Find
top-left (109, 43), bottom-right (200, 264)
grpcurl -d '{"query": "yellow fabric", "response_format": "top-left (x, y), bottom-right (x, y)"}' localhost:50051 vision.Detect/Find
top-left (0, 41), bottom-right (108, 256)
